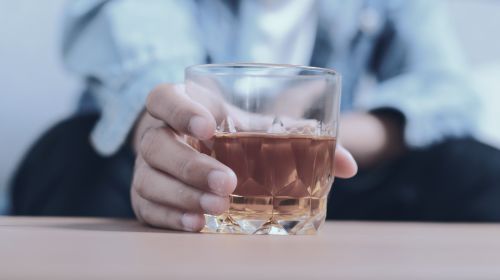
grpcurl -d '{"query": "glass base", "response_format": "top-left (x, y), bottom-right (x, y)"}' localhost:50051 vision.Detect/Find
top-left (201, 211), bottom-right (326, 235)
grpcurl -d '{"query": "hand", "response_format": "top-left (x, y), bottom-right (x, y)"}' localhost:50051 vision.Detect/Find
top-left (130, 83), bottom-right (236, 232)
top-left (339, 111), bottom-right (406, 169)
top-left (131, 83), bottom-right (357, 232)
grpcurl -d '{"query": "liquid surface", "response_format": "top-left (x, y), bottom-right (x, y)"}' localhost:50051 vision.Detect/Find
top-left (187, 133), bottom-right (336, 235)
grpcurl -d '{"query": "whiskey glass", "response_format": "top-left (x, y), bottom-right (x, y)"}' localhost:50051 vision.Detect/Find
top-left (185, 63), bottom-right (341, 235)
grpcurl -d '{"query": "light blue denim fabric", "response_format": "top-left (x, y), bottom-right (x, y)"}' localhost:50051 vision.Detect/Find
top-left (63, 0), bottom-right (479, 156)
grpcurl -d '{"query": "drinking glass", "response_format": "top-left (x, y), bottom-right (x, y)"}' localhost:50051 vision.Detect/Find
top-left (185, 63), bottom-right (341, 235)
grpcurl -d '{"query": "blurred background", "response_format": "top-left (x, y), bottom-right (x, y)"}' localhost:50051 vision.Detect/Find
top-left (0, 0), bottom-right (499, 214)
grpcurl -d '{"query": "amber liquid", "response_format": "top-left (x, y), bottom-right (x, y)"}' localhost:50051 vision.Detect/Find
top-left (187, 133), bottom-right (336, 235)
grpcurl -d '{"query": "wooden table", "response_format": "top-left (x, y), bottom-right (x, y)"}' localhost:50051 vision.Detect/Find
top-left (1, 217), bottom-right (500, 280)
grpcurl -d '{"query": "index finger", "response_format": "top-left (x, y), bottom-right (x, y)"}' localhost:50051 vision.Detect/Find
top-left (146, 83), bottom-right (216, 140)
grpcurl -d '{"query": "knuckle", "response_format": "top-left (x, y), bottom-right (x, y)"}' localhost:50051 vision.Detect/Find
top-left (163, 206), bottom-right (179, 225)
top-left (146, 84), bottom-right (169, 111)
top-left (177, 155), bottom-right (199, 183)
top-left (140, 127), bottom-right (161, 161)
top-left (147, 84), bottom-right (177, 116)
top-left (130, 189), bottom-right (145, 222)
top-left (139, 202), bottom-right (154, 224)
top-left (165, 100), bottom-right (186, 126)
top-left (146, 87), bottom-right (160, 112)
top-left (148, 83), bottom-right (192, 128)
top-left (132, 166), bottom-right (150, 198)
top-left (141, 201), bottom-right (177, 229)
top-left (175, 187), bottom-right (188, 205)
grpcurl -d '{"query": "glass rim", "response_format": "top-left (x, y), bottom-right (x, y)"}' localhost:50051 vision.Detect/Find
top-left (185, 63), bottom-right (341, 79)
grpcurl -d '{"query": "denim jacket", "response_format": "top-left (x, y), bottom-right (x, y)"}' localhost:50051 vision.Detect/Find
top-left (63, 0), bottom-right (479, 156)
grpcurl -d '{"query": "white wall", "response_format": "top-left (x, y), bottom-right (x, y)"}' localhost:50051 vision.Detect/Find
top-left (0, 0), bottom-right (81, 212)
top-left (0, 0), bottom-right (499, 214)
top-left (447, 0), bottom-right (500, 67)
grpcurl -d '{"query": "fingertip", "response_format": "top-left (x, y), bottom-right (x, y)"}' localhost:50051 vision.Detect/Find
top-left (192, 213), bottom-right (207, 232)
top-left (188, 114), bottom-right (216, 140)
top-left (200, 192), bottom-right (229, 215)
top-left (215, 195), bottom-right (230, 215)
top-left (225, 168), bottom-right (238, 194)
top-left (182, 212), bottom-right (206, 232)
top-left (205, 116), bottom-right (217, 140)
top-left (342, 145), bottom-right (358, 174)
top-left (189, 116), bottom-right (208, 139)
top-left (335, 145), bottom-right (358, 178)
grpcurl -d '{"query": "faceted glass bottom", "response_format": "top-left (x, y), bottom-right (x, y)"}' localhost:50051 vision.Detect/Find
top-left (201, 195), bottom-right (328, 235)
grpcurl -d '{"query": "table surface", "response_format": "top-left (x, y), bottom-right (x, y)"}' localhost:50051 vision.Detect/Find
top-left (1, 217), bottom-right (500, 280)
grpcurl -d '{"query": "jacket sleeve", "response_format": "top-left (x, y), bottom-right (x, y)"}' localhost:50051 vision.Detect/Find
top-left (62, 0), bottom-right (205, 155)
top-left (365, 0), bottom-right (479, 148)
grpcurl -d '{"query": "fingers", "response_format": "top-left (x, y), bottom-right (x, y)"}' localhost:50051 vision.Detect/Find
top-left (334, 144), bottom-right (358, 178)
top-left (146, 83), bottom-right (216, 140)
top-left (131, 187), bottom-right (206, 232)
top-left (139, 125), bottom-right (237, 196)
top-left (136, 83), bottom-right (236, 233)
top-left (132, 155), bottom-right (229, 215)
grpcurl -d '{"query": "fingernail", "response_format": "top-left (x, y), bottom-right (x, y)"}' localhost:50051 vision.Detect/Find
top-left (182, 212), bottom-right (195, 231)
top-left (189, 116), bottom-right (207, 139)
top-left (200, 193), bottom-right (221, 215)
top-left (208, 170), bottom-right (228, 194)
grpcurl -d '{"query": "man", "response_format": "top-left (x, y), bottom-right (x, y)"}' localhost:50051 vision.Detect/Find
top-left (12, 0), bottom-right (500, 230)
